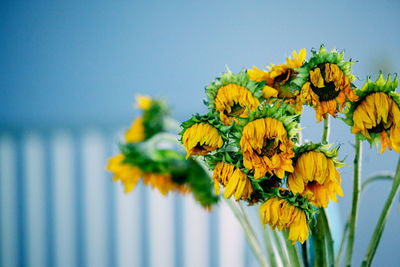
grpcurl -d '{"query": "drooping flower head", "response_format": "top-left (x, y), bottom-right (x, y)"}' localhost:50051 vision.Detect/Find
top-left (125, 95), bottom-right (169, 143)
top-left (287, 143), bottom-right (344, 208)
top-left (205, 70), bottom-right (264, 125)
top-left (180, 114), bottom-right (225, 158)
top-left (107, 151), bottom-right (187, 195)
top-left (212, 161), bottom-right (253, 201)
top-left (293, 46), bottom-right (358, 121)
top-left (107, 144), bottom-right (219, 207)
top-left (344, 73), bottom-right (400, 153)
top-left (248, 49), bottom-right (306, 101)
top-left (234, 105), bottom-right (299, 179)
top-left (259, 189), bottom-right (312, 244)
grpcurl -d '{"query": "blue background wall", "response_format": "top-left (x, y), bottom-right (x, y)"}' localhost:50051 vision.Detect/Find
top-left (1, 0), bottom-right (400, 266)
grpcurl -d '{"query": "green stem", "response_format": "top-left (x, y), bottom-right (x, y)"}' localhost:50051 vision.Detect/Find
top-left (361, 172), bottom-right (394, 191)
top-left (271, 229), bottom-right (290, 267)
top-left (345, 135), bottom-right (362, 267)
top-left (314, 214), bottom-right (328, 267)
top-left (282, 231), bottom-right (303, 267)
top-left (315, 117), bottom-right (334, 267)
top-left (335, 173), bottom-right (393, 266)
top-left (320, 209), bottom-right (335, 266)
top-left (262, 226), bottom-right (279, 267)
top-left (335, 221), bottom-right (348, 266)
top-left (361, 156), bottom-right (400, 267)
top-left (322, 116), bottom-right (330, 144)
top-left (225, 199), bottom-right (269, 267)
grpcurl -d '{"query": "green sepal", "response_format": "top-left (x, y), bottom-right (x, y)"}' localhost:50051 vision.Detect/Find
top-left (263, 188), bottom-right (318, 222)
top-left (204, 69), bottom-right (264, 109)
top-left (179, 112), bottom-right (231, 143)
top-left (293, 142), bottom-right (345, 168)
top-left (120, 142), bottom-right (219, 207)
top-left (186, 158), bottom-right (220, 207)
top-left (292, 45), bottom-right (357, 89)
top-left (205, 151), bottom-right (244, 170)
top-left (231, 104), bottom-right (301, 146)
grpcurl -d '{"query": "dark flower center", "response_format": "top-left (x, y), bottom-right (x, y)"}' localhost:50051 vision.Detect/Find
top-left (369, 122), bottom-right (391, 133)
top-left (310, 64), bottom-right (340, 101)
top-left (225, 103), bottom-right (245, 116)
top-left (193, 143), bottom-right (212, 153)
top-left (259, 139), bottom-right (281, 157)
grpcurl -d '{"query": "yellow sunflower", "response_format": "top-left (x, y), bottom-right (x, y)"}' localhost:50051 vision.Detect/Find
top-left (248, 49), bottom-right (306, 101)
top-left (347, 74), bottom-right (400, 153)
top-left (352, 92), bottom-right (400, 153)
top-left (287, 150), bottom-right (344, 208)
top-left (182, 122), bottom-right (224, 158)
top-left (106, 154), bottom-right (142, 193)
top-left (212, 161), bottom-right (253, 201)
top-left (259, 197), bottom-right (309, 244)
top-left (214, 83), bottom-right (261, 125)
top-left (205, 70), bottom-right (264, 125)
top-left (294, 47), bottom-right (358, 121)
top-left (240, 117), bottom-right (295, 179)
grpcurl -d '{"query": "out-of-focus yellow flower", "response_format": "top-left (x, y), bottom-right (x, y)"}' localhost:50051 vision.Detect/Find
top-left (352, 92), bottom-right (400, 153)
top-left (212, 162), bottom-right (253, 201)
top-left (182, 122), bottom-right (224, 158)
top-left (125, 116), bottom-right (146, 143)
top-left (287, 151), bottom-right (344, 208)
top-left (240, 117), bottom-right (295, 179)
top-left (143, 173), bottom-right (189, 195)
top-left (106, 154), bottom-right (142, 193)
top-left (135, 95), bottom-right (153, 110)
top-left (214, 83), bottom-right (261, 125)
top-left (248, 49), bottom-right (306, 101)
top-left (259, 197), bottom-right (309, 244)
top-left (107, 154), bottom-right (189, 195)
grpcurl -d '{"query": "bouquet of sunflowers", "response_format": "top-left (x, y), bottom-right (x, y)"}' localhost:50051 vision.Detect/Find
top-left (107, 46), bottom-right (400, 267)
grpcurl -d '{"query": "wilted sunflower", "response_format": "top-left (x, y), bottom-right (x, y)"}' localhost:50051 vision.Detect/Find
top-left (212, 161), bottom-right (253, 201)
top-left (248, 49), bottom-right (306, 102)
top-left (205, 70), bottom-right (264, 125)
top-left (180, 115), bottom-right (225, 158)
top-left (259, 196), bottom-right (309, 244)
top-left (107, 151), bottom-right (190, 195)
top-left (106, 154), bottom-right (142, 193)
top-left (236, 106), bottom-right (299, 179)
top-left (293, 46), bottom-right (358, 121)
top-left (287, 144), bottom-right (344, 208)
top-left (344, 73), bottom-right (400, 153)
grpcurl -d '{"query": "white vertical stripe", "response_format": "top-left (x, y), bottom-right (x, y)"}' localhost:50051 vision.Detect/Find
top-left (148, 189), bottom-right (175, 267)
top-left (53, 131), bottom-right (76, 267)
top-left (115, 183), bottom-right (140, 267)
top-left (24, 133), bottom-right (47, 267)
top-left (219, 203), bottom-right (245, 267)
top-left (0, 135), bottom-right (17, 267)
top-left (82, 130), bottom-right (108, 267)
top-left (183, 197), bottom-right (209, 267)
